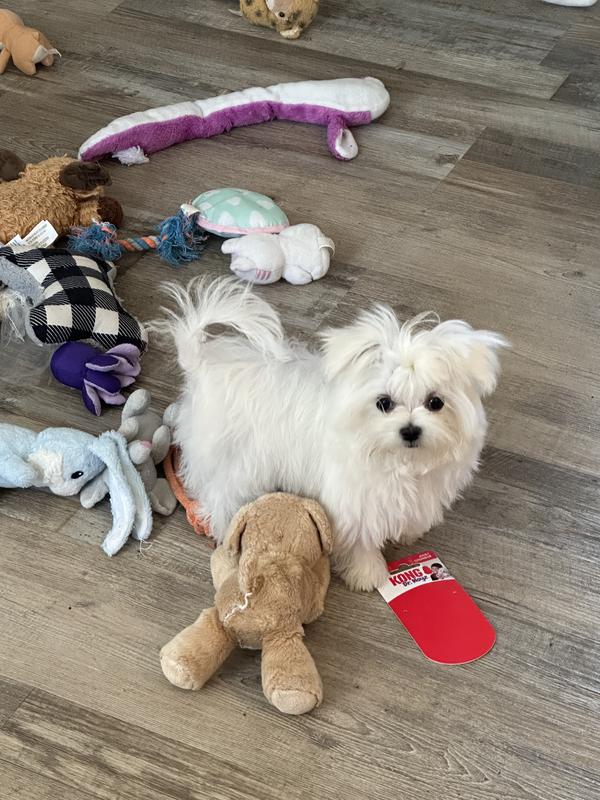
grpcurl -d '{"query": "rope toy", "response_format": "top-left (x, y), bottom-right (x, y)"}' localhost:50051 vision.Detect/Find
top-left (68, 209), bottom-right (209, 267)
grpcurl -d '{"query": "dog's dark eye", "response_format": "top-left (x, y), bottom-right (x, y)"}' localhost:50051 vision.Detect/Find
top-left (376, 395), bottom-right (396, 413)
top-left (71, 471), bottom-right (84, 479)
top-left (426, 395), bottom-right (444, 412)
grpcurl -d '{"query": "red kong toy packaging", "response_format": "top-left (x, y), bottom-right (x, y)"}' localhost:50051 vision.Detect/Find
top-left (377, 551), bottom-right (496, 664)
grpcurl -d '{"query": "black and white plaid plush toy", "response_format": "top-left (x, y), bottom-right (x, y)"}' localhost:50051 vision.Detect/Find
top-left (0, 245), bottom-right (147, 351)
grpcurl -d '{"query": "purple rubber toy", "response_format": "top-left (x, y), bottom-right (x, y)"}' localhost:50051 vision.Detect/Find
top-left (50, 342), bottom-right (141, 416)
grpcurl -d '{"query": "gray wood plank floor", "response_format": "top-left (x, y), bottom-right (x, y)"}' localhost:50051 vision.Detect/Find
top-left (1, 2), bottom-right (599, 798)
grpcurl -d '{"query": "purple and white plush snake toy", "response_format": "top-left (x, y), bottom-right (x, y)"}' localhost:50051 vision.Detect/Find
top-left (79, 77), bottom-right (390, 164)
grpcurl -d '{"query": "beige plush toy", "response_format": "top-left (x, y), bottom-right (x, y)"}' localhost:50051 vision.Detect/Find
top-left (0, 10), bottom-right (59, 76)
top-left (239, 0), bottom-right (319, 39)
top-left (0, 151), bottom-right (123, 243)
top-left (160, 493), bottom-right (332, 715)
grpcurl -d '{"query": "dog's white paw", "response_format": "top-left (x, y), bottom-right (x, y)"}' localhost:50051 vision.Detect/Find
top-left (335, 548), bottom-right (389, 592)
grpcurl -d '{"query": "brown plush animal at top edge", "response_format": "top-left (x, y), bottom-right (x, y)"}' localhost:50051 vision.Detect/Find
top-left (160, 493), bottom-right (332, 715)
top-left (0, 151), bottom-right (123, 243)
top-left (239, 0), bottom-right (319, 39)
top-left (0, 9), bottom-right (58, 76)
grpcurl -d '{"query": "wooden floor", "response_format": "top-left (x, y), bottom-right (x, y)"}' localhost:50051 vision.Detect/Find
top-left (1, 1), bottom-right (600, 798)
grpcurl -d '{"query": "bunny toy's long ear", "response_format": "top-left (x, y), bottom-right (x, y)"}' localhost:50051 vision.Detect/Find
top-left (91, 431), bottom-right (152, 556)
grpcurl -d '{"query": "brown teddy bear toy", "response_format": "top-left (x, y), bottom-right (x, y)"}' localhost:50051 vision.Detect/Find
top-left (160, 493), bottom-right (332, 715)
top-left (238, 0), bottom-right (319, 39)
top-left (0, 150), bottom-right (123, 243)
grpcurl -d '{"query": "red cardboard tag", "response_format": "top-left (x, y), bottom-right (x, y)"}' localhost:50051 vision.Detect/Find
top-left (377, 550), bottom-right (495, 664)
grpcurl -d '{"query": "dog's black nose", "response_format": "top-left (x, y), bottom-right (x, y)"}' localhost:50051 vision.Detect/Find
top-left (400, 424), bottom-right (422, 443)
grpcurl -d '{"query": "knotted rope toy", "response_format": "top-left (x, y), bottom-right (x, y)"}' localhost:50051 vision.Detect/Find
top-left (68, 209), bottom-right (209, 267)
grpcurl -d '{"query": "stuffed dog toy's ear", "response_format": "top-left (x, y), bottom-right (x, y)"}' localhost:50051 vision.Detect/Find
top-left (225, 503), bottom-right (252, 557)
top-left (90, 431), bottom-right (152, 556)
top-left (59, 161), bottom-right (112, 191)
top-left (301, 498), bottom-right (333, 554)
top-left (225, 503), bottom-right (265, 595)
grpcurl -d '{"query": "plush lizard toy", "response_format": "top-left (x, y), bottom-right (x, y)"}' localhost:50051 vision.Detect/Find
top-left (0, 10), bottom-right (59, 76)
top-left (160, 493), bottom-right (332, 715)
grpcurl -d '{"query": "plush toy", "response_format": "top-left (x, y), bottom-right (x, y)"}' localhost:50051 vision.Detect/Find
top-left (238, 0), bottom-right (319, 39)
top-left (0, 245), bottom-right (148, 351)
top-left (0, 151), bottom-right (122, 243)
top-left (0, 424), bottom-right (152, 555)
top-left (78, 77), bottom-right (390, 164)
top-left (160, 493), bottom-right (332, 715)
top-left (0, 10), bottom-right (59, 76)
top-left (222, 223), bottom-right (334, 284)
top-left (50, 341), bottom-right (142, 416)
top-left (80, 389), bottom-right (177, 516)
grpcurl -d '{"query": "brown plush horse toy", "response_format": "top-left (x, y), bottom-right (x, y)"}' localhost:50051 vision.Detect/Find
top-left (160, 493), bottom-right (333, 715)
top-left (0, 151), bottom-right (123, 243)
top-left (0, 10), bottom-right (59, 76)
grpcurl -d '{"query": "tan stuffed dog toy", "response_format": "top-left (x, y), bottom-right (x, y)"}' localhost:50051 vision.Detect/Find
top-left (161, 493), bottom-right (332, 715)
top-left (0, 151), bottom-right (123, 243)
top-left (239, 0), bottom-right (319, 39)
top-left (0, 10), bottom-right (59, 76)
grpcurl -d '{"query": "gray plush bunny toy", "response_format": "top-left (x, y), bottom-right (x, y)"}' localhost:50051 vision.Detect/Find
top-left (81, 389), bottom-right (177, 516)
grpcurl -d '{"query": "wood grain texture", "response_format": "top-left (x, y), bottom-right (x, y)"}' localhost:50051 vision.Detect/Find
top-left (1, 1), bottom-right (600, 799)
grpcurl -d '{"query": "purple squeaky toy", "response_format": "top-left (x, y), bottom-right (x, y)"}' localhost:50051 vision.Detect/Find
top-left (51, 342), bottom-right (141, 416)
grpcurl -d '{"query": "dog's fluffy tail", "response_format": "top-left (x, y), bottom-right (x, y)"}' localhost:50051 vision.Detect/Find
top-left (155, 277), bottom-right (288, 371)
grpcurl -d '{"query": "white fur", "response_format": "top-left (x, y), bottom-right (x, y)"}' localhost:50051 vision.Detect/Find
top-left (156, 278), bottom-right (507, 591)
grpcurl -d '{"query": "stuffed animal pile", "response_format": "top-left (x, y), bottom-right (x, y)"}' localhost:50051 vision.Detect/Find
top-left (0, 63), bottom-right (393, 715)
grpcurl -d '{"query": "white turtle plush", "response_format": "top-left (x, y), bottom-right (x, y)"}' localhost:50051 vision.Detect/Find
top-left (81, 389), bottom-right (177, 516)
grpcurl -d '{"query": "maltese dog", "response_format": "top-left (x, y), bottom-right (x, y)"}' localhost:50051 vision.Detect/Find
top-left (158, 277), bottom-right (506, 591)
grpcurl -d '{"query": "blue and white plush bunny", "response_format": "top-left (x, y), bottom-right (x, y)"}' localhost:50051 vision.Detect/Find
top-left (0, 424), bottom-right (152, 556)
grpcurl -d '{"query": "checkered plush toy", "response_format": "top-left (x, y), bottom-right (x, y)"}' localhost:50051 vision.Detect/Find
top-left (0, 245), bottom-right (147, 351)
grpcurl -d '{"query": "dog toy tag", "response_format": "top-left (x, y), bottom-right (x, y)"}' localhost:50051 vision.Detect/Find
top-left (377, 551), bottom-right (495, 664)
top-left (7, 219), bottom-right (58, 248)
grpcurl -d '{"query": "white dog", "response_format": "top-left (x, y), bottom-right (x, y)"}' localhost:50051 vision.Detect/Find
top-left (158, 278), bottom-right (506, 591)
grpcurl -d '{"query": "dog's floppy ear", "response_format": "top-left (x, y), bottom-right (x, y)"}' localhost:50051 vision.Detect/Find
top-left (59, 161), bottom-right (112, 191)
top-left (430, 321), bottom-right (509, 397)
top-left (225, 502), bottom-right (253, 556)
top-left (301, 498), bottom-right (333, 554)
top-left (320, 305), bottom-right (400, 380)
